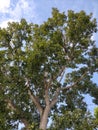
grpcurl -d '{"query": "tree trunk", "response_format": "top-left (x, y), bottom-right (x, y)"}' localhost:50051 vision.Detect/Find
top-left (39, 106), bottom-right (50, 130)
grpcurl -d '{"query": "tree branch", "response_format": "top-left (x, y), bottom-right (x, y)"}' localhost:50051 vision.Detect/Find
top-left (44, 87), bottom-right (50, 106)
top-left (46, 66), bottom-right (66, 88)
top-left (5, 99), bottom-right (17, 111)
top-left (50, 70), bottom-right (88, 108)
top-left (54, 66), bottom-right (66, 81)
top-left (41, 66), bottom-right (65, 108)
top-left (50, 88), bottom-right (60, 108)
top-left (5, 99), bottom-right (30, 130)
top-left (27, 88), bottom-right (43, 116)
top-left (61, 70), bottom-right (88, 91)
top-left (43, 75), bottom-right (50, 106)
top-left (25, 78), bottom-right (43, 116)
top-left (58, 66), bottom-right (66, 83)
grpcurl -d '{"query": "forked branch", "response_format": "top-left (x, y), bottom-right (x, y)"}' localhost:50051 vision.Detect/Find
top-left (50, 70), bottom-right (88, 108)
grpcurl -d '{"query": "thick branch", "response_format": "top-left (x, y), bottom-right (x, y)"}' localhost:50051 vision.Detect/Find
top-left (44, 87), bottom-right (50, 106)
top-left (27, 88), bottom-right (43, 116)
top-left (25, 78), bottom-right (43, 116)
top-left (43, 73), bottom-right (50, 106)
top-left (50, 88), bottom-right (60, 108)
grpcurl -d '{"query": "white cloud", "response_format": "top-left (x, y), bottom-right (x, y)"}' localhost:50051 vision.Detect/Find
top-left (9, 0), bottom-right (36, 21)
top-left (0, 0), bottom-right (37, 27)
top-left (0, 19), bottom-right (14, 28)
top-left (10, 0), bottom-right (35, 19)
top-left (0, 0), bottom-right (10, 12)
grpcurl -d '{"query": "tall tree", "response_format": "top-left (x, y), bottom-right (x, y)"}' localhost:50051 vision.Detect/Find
top-left (0, 8), bottom-right (98, 130)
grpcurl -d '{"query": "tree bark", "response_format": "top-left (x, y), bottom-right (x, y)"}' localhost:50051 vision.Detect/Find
top-left (39, 106), bottom-right (50, 130)
top-left (39, 85), bottom-right (61, 130)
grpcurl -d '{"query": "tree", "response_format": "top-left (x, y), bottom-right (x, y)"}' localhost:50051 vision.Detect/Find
top-left (0, 8), bottom-right (98, 130)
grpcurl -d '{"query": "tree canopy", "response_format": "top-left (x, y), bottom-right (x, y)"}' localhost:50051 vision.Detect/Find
top-left (0, 8), bottom-right (98, 130)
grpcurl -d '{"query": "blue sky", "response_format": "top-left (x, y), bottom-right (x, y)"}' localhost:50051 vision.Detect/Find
top-left (0, 0), bottom-right (98, 27)
top-left (0, 0), bottom-right (98, 45)
top-left (0, 0), bottom-right (98, 115)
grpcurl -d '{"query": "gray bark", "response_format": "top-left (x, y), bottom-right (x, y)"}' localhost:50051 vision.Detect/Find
top-left (39, 106), bottom-right (50, 130)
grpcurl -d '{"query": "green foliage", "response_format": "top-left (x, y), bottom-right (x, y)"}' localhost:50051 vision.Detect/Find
top-left (94, 107), bottom-right (98, 120)
top-left (49, 109), bottom-right (98, 130)
top-left (0, 8), bottom-right (98, 129)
